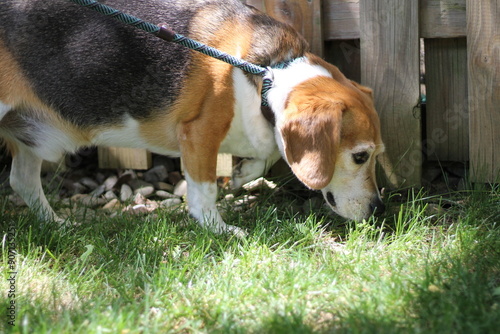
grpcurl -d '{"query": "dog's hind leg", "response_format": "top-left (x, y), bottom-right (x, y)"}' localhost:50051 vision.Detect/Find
top-left (10, 145), bottom-right (63, 223)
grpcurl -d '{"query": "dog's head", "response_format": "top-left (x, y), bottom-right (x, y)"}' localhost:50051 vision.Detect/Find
top-left (275, 55), bottom-right (385, 220)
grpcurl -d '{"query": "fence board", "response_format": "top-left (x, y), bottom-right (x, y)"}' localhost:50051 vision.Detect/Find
top-left (323, 0), bottom-right (360, 40)
top-left (98, 147), bottom-right (152, 170)
top-left (467, 0), bottom-right (500, 182)
top-left (245, 0), bottom-right (324, 55)
top-left (323, 0), bottom-right (466, 40)
top-left (420, 0), bottom-right (466, 38)
top-left (424, 38), bottom-right (469, 161)
top-left (360, 0), bottom-right (422, 187)
top-left (216, 154), bottom-right (233, 177)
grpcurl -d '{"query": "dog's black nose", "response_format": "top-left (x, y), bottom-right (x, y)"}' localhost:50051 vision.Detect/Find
top-left (370, 198), bottom-right (386, 217)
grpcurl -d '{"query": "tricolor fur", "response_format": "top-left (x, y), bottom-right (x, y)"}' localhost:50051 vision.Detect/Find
top-left (0, 0), bottom-right (385, 235)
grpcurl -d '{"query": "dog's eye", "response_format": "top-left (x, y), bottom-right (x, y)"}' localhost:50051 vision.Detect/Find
top-left (352, 151), bottom-right (369, 165)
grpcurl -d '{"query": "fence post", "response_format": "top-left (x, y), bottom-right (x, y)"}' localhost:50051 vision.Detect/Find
top-left (467, 0), bottom-right (500, 182)
top-left (244, 0), bottom-right (324, 178)
top-left (360, 0), bottom-right (422, 187)
top-left (245, 0), bottom-right (324, 56)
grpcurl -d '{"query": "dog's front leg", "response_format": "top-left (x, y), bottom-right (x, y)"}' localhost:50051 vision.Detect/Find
top-left (179, 124), bottom-right (246, 237)
top-left (184, 172), bottom-right (244, 236)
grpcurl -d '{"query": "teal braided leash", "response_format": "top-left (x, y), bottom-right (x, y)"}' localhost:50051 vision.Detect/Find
top-left (67, 0), bottom-right (303, 109)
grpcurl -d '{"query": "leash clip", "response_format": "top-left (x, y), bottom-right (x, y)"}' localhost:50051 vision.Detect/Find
top-left (157, 23), bottom-right (176, 42)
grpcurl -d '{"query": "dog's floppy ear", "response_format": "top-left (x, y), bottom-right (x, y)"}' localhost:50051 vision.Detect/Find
top-left (280, 101), bottom-right (344, 190)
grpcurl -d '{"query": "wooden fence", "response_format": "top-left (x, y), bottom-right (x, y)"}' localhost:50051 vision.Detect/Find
top-left (100, 0), bottom-right (500, 184)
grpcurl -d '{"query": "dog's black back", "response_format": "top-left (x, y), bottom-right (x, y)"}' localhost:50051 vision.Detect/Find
top-left (0, 1), bottom-right (235, 126)
top-left (0, 0), bottom-right (307, 127)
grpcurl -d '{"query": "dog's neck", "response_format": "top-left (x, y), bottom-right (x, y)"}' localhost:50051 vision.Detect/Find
top-left (260, 57), bottom-right (306, 110)
top-left (264, 57), bottom-right (333, 127)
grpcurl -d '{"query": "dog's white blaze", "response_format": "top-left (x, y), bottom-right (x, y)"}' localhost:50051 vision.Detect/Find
top-left (267, 60), bottom-right (332, 123)
top-left (323, 169), bottom-right (371, 221)
top-left (219, 69), bottom-right (276, 159)
top-left (322, 144), bottom-right (380, 220)
top-left (93, 115), bottom-right (180, 157)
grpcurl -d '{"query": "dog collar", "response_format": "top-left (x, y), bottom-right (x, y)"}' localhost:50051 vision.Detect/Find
top-left (260, 57), bottom-right (306, 107)
top-left (260, 57), bottom-right (307, 126)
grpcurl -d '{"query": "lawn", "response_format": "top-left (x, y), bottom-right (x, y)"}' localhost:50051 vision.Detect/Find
top-left (1, 178), bottom-right (500, 333)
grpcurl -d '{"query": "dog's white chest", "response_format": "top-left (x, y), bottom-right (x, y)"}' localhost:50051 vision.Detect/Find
top-left (219, 69), bottom-right (277, 159)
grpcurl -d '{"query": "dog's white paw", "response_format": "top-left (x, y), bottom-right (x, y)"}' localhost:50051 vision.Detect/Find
top-left (206, 220), bottom-right (248, 238)
top-left (231, 158), bottom-right (265, 189)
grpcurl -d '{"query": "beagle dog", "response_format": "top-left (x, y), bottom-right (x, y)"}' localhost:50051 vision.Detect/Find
top-left (0, 0), bottom-right (385, 235)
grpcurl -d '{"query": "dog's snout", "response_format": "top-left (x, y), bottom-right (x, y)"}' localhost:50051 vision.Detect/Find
top-left (370, 198), bottom-right (385, 217)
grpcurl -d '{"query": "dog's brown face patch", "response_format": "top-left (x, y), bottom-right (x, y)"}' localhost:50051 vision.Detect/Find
top-left (280, 95), bottom-right (342, 190)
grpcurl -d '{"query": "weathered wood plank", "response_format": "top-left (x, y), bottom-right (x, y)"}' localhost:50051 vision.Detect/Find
top-left (245, 0), bottom-right (324, 55)
top-left (323, 0), bottom-right (361, 40)
top-left (424, 38), bottom-right (469, 162)
top-left (420, 0), bottom-right (466, 38)
top-left (216, 154), bottom-right (233, 177)
top-left (98, 147), bottom-right (152, 170)
top-left (322, 0), bottom-right (466, 40)
top-left (360, 0), bottom-right (422, 187)
top-left (467, 0), bottom-right (500, 182)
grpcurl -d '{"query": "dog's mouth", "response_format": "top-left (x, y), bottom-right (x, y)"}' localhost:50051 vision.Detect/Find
top-left (322, 191), bottom-right (386, 221)
top-left (323, 191), bottom-right (352, 219)
top-left (325, 191), bottom-right (336, 208)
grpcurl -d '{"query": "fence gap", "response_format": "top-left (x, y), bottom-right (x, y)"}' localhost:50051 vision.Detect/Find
top-left (424, 38), bottom-right (469, 162)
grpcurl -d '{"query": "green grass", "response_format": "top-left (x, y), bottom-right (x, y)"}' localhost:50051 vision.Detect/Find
top-left (1, 182), bottom-right (500, 333)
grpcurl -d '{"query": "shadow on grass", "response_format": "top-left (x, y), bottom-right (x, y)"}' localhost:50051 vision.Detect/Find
top-left (1, 186), bottom-right (499, 333)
